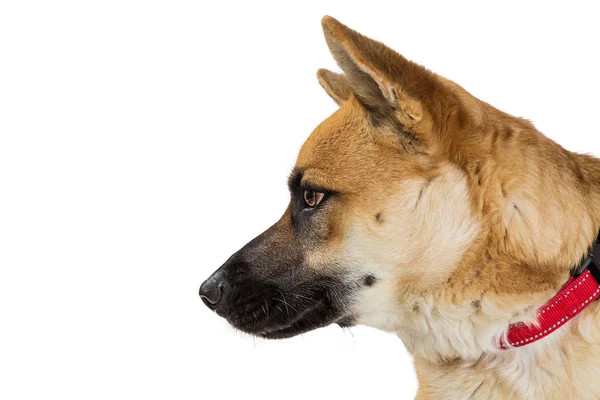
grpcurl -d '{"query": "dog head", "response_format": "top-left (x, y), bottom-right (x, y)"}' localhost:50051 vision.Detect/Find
top-left (200, 17), bottom-right (594, 354)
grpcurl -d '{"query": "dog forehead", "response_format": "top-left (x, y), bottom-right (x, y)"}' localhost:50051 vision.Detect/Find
top-left (297, 105), bottom-right (368, 164)
top-left (294, 103), bottom-right (396, 187)
top-left (294, 102), bottom-right (425, 195)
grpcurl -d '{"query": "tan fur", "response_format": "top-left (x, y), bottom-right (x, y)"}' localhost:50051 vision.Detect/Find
top-left (298, 16), bottom-right (600, 399)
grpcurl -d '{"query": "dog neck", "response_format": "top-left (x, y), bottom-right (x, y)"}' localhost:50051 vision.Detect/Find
top-left (401, 122), bottom-right (600, 397)
top-left (396, 254), bottom-right (600, 398)
top-left (410, 303), bottom-right (600, 399)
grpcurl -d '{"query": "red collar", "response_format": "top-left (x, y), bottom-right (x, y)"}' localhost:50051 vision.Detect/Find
top-left (500, 235), bottom-right (600, 349)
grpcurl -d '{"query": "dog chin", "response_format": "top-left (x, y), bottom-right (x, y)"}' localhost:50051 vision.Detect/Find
top-left (227, 302), bottom-right (346, 339)
top-left (256, 320), bottom-right (321, 339)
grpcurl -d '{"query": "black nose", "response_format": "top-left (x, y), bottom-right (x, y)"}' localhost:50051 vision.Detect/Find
top-left (199, 269), bottom-right (226, 309)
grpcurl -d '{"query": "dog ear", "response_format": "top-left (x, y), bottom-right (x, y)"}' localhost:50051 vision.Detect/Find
top-left (321, 16), bottom-right (444, 135)
top-left (317, 69), bottom-right (352, 106)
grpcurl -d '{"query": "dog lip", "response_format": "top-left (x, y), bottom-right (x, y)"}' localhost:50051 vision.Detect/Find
top-left (249, 309), bottom-right (320, 338)
top-left (256, 318), bottom-right (315, 339)
top-left (257, 315), bottom-right (347, 339)
top-left (258, 327), bottom-right (303, 339)
top-left (249, 307), bottom-right (350, 339)
top-left (225, 302), bottom-right (323, 339)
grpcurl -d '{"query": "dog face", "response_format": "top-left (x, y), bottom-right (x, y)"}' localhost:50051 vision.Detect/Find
top-left (200, 17), bottom-right (593, 348)
top-left (200, 16), bottom-right (485, 339)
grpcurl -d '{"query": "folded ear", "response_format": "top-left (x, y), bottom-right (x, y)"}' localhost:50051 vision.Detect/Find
top-left (321, 16), bottom-right (444, 135)
top-left (317, 69), bottom-right (352, 106)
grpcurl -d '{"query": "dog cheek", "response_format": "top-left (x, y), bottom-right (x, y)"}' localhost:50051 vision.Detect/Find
top-left (351, 278), bottom-right (407, 332)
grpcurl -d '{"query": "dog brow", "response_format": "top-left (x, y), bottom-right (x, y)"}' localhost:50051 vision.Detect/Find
top-left (287, 169), bottom-right (303, 192)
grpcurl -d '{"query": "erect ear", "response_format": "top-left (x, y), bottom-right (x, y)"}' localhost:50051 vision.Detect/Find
top-left (321, 16), bottom-right (441, 133)
top-left (317, 69), bottom-right (352, 106)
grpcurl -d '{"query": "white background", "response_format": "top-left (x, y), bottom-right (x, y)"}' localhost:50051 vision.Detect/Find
top-left (1, 1), bottom-right (599, 399)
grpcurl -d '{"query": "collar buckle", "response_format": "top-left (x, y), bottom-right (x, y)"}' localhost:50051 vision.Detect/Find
top-left (572, 232), bottom-right (600, 283)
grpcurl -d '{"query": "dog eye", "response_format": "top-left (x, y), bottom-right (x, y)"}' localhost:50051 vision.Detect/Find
top-left (303, 190), bottom-right (324, 208)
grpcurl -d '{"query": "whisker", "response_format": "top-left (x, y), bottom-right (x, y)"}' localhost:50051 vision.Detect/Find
top-left (285, 292), bottom-right (314, 302)
top-left (262, 297), bottom-right (269, 316)
top-left (272, 297), bottom-right (299, 314)
top-left (274, 290), bottom-right (292, 315)
top-left (274, 304), bottom-right (285, 314)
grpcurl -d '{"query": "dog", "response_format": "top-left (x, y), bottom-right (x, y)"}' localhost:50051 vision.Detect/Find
top-left (200, 16), bottom-right (600, 399)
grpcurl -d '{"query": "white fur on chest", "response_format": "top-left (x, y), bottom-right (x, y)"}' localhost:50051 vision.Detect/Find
top-left (415, 305), bottom-right (600, 399)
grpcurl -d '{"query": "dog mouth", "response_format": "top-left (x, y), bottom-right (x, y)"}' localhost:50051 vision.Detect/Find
top-left (254, 301), bottom-right (343, 339)
top-left (257, 313), bottom-right (356, 339)
top-left (217, 278), bottom-right (351, 339)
